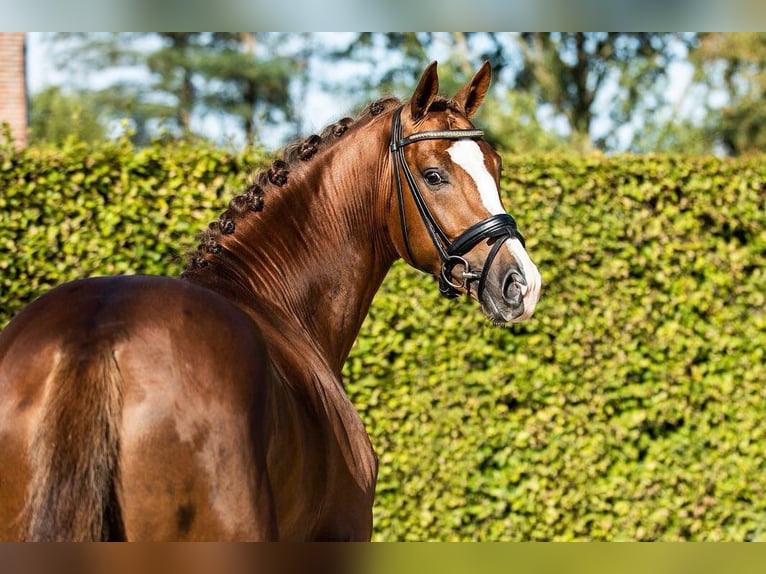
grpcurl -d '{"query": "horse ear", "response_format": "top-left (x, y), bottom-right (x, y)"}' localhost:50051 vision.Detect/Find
top-left (453, 61), bottom-right (491, 118)
top-left (410, 61), bottom-right (439, 121)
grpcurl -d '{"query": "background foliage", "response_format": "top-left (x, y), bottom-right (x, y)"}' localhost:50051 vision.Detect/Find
top-left (25, 32), bottom-right (766, 155)
top-left (1, 137), bottom-right (764, 540)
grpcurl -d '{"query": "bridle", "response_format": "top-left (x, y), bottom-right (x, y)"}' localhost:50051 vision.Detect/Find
top-left (390, 106), bottom-right (525, 299)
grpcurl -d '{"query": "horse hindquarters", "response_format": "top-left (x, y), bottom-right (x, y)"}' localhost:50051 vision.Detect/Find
top-left (0, 276), bottom-right (279, 541)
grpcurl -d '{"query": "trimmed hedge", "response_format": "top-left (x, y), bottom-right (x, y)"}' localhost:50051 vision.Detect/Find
top-left (1, 138), bottom-right (765, 541)
top-left (0, 137), bottom-right (261, 315)
top-left (354, 154), bottom-right (766, 541)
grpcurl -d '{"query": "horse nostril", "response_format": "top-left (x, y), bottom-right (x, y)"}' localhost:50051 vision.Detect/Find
top-left (502, 270), bottom-right (526, 306)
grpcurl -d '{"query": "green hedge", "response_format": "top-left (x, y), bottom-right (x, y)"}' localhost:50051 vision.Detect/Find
top-left (0, 137), bottom-right (264, 315)
top-left (1, 138), bottom-right (765, 541)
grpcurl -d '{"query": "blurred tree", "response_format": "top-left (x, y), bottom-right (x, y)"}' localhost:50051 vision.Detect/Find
top-left (690, 32), bottom-right (766, 155)
top-left (324, 32), bottom-right (509, 98)
top-left (44, 33), bottom-right (174, 145)
top-left (193, 33), bottom-right (297, 143)
top-left (480, 91), bottom-right (566, 153)
top-left (322, 32), bottom-right (430, 100)
top-left (47, 33), bottom-right (296, 145)
top-left (322, 32), bottom-right (563, 153)
top-left (34, 32), bottom-right (766, 155)
top-left (329, 33), bottom-right (694, 152)
top-left (628, 114), bottom-right (716, 155)
top-left (513, 33), bottom-right (696, 151)
top-left (28, 86), bottom-right (108, 145)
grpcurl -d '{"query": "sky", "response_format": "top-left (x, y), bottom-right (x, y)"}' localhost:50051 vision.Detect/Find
top-left (25, 33), bottom-right (54, 93)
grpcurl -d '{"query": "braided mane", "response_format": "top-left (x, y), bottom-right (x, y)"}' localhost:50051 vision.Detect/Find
top-left (182, 97), bottom-right (401, 275)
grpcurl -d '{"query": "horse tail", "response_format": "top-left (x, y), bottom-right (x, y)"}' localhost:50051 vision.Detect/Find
top-left (22, 344), bottom-right (125, 541)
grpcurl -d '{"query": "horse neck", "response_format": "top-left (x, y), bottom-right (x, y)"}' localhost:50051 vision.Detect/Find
top-left (200, 123), bottom-right (397, 375)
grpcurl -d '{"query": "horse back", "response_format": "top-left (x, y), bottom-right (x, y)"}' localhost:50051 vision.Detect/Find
top-left (0, 275), bottom-right (277, 540)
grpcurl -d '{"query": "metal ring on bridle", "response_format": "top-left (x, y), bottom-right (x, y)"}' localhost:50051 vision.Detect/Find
top-left (440, 255), bottom-right (474, 292)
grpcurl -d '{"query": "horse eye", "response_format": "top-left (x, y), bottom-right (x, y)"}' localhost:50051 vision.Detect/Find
top-left (423, 170), bottom-right (444, 187)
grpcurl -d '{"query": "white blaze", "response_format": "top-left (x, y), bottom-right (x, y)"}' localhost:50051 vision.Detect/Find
top-left (447, 140), bottom-right (542, 320)
top-left (447, 140), bottom-right (505, 215)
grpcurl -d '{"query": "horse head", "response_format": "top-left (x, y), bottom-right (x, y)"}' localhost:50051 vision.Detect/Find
top-left (388, 61), bottom-right (542, 325)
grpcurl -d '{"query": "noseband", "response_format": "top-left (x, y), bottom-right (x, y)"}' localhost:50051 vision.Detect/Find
top-left (390, 106), bottom-right (525, 299)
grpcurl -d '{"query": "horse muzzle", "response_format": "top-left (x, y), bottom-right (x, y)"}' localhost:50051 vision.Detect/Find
top-left (443, 229), bottom-right (541, 326)
top-left (479, 237), bottom-right (542, 325)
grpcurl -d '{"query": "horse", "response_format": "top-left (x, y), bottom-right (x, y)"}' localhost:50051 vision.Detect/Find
top-left (0, 61), bottom-right (541, 541)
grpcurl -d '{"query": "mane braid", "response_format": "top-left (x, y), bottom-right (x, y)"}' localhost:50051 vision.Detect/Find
top-left (181, 97), bottom-right (401, 277)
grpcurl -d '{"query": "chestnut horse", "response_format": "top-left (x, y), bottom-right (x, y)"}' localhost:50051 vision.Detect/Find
top-left (0, 62), bottom-right (541, 541)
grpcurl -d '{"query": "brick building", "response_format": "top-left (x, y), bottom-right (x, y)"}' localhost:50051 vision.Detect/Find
top-left (0, 33), bottom-right (28, 148)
